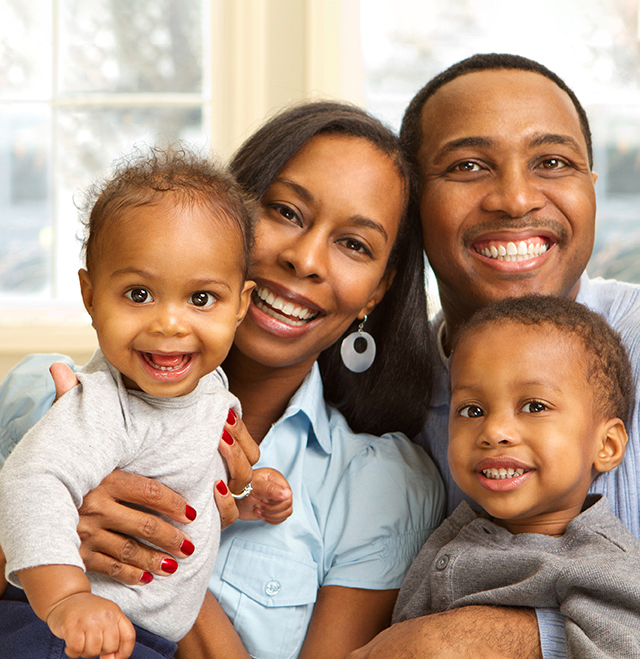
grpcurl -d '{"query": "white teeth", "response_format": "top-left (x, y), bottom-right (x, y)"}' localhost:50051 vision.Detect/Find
top-left (481, 467), bottom-right (526, 480)
top-left (478, 241), bottom-right (549, 262)
top-left (253, 286), bottom-right (318, 325)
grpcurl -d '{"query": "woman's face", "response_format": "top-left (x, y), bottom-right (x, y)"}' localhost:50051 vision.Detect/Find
top-left (233, 133), bottom-right (405, 370)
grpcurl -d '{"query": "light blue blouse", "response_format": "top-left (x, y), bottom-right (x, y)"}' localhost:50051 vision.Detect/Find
top-left (0, 358), bottom-right (445, 659)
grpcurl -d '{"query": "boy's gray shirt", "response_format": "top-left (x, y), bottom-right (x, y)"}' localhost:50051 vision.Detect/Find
top-left (393, 495), bottom-right (640, 658)
top-left (0, 349), bottom-right (238, 642)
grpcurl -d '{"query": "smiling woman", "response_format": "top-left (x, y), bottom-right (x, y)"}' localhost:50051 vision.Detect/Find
top-left (0, 101), bottom-right (445, 659)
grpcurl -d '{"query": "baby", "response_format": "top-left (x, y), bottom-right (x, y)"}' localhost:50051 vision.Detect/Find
top-left (0, 147), bottom-right (289, 659)
top-left (394, 295), bottom-right (640, 658)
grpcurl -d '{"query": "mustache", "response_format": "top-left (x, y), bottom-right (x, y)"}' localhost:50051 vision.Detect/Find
top-left (462, 216), bottom-right (569, 245)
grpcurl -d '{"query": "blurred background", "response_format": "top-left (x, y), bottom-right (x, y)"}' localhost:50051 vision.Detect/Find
top-left (2, 0), bottom-right (640, 376)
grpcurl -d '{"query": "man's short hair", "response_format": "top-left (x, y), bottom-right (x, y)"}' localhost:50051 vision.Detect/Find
top-left (400, 53), bottom-right (593, 170)
top-left (451, 295), bottom-right (634, 424)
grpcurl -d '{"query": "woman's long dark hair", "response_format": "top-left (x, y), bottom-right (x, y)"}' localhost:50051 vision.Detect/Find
top-left (229, 101), bottom-right (434, 438)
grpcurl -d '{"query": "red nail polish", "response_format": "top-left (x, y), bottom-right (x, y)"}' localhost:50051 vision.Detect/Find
top-left (227, 408), bottom-right (237, 426)
top-left (140, 571), bottom-right (154, 584)
top-left (222, 429), bottom-right (233, 445)
top-left (181, 539), bottom-right (195, 556)
top-left (185, 505), bottom-right (197, 521)
top-left (161, 558), bottom-right (178, 574)
top-left (216, 480), bottom-right (229, 495)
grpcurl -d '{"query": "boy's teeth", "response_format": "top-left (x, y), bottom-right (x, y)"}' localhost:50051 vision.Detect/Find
top-left (477, 240), bottom-right (549, 262)
top-left (253, 285), bottom-right (318, 325)
top-left (481, 467), bottom-right (526, 480)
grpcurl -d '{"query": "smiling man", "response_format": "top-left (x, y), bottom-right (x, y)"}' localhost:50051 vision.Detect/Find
top-left (349, 53), bottom-right (640, 659)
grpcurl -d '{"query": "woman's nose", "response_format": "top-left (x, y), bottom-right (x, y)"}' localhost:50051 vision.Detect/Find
top-left (278, 229), bottom-right (327, 281)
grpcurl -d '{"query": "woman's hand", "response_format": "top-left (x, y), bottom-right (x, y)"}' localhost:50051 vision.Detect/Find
top-left (214, 411), bottom-right (292, 527)
top-left (48, 363), bottom-right (265, 585)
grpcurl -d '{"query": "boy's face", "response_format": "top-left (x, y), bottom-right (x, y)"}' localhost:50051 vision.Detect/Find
top-left (79, 195), bottom-right (253, 397)
top-left (448, 322), bottom-right (623, 535)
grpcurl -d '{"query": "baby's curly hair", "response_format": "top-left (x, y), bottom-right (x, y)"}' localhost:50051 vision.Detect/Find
top-left (81, 144), bottom-right (255, 277)
top-left (451, 295), bottom-right (634, 424)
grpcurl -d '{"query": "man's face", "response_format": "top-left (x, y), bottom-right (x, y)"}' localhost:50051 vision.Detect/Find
top-left (417, 69), bottom-right (597, 329)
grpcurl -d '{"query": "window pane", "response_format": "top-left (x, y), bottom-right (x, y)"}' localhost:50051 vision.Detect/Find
top-left (53, 106), bottom-right (207, 302)
top-left (0, 106), bottom-right (53, 300)
top-left (59, 0), bottom-right (207, 95)
top-left (0, 0), bottom-right (52, 100)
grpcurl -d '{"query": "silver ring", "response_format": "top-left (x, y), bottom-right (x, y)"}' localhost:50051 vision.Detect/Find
top-left (230, 482), bottom-right (253, 500)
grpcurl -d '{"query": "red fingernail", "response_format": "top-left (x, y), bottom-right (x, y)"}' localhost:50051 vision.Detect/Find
top-left (140, 571), bottom-right (154, 584)
top-left (181, 539), bottom-right (195, 556)
top-left (185, 505), bottom-right (197, 521)
top-left (227, 408), bottom-right (237, 426)
top-left (222, 429), bottom-right (233, 445)
top-left (216, 480), bottom-right (229, 495)
top-left (161, 558), bottom-right (178, 574)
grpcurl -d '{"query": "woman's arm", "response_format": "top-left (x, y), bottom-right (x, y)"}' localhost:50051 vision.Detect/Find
top-left (298, 586), bottom-right (399, 659)
top-left (176, 590), bottom-right (249, 659)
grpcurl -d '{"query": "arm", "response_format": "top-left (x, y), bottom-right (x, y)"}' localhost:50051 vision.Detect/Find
top-left (18, 564), bottom-right (135, 659)
top-left (346, 606), bottom-right (542, 659)
top-left (299, 586), bottom-right (398, 659)
top-left (175, 590), bottom-right (250, 659)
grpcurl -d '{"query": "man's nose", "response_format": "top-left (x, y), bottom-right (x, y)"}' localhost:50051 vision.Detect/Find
top-left (481, 165), bottom-right (546, 218)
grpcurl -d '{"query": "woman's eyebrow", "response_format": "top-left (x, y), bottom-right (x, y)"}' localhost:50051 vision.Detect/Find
top-left (275, 178), bottom-right (314, 203)
top-left (351, 215), bottom-right (389, 242)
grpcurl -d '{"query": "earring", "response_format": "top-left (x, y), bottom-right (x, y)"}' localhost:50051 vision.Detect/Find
top-left (340, 316), bottom-right (376, 373)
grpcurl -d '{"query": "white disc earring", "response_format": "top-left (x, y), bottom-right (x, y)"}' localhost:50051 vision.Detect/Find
top-left (340, 316), bottom-right (376, 373)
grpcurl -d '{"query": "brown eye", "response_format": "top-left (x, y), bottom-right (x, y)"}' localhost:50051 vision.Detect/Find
top-left (190, 291), bottom-right (215, 308)
top-left (126, 288), bottom-right (152, 304)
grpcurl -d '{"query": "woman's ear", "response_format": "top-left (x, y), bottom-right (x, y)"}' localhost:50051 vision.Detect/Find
top-left (593, 418), bottom-right (628, 473)
top-left (358, 268), bottom-right (397, 319)
top-left (78, 269), bottom-right (95, 325)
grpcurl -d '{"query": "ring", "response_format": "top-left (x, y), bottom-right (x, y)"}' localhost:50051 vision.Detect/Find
top-left (230, 482), bottom-right (253, 500)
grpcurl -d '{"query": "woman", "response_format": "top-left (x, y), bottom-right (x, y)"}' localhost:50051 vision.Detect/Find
top-left (0, 102), bottom-right (444, 658)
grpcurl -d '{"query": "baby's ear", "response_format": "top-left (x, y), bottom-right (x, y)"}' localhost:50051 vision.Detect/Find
top-left (593, 418), bottom-right (628, 473)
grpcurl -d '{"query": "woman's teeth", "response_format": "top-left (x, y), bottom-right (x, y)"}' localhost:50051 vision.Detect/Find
top-left (481, 467), bottom-right (526, 480)
top-left (477, 240), bottom-right (549, 262)
top-left (253, 286), bottom-right (318, 326)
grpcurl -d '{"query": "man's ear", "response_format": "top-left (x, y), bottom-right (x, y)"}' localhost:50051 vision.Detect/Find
top-left (358, 267), bottom-right (397, 320)
top-left (78, 269), bottom-right (95, 326)
top-left (236, 280), bottom-right (255, 327)
top-left (593, 418), bottom-right (627, 473)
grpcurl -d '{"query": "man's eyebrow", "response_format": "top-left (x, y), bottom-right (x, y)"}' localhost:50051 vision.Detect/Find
top-left (432, 136), bottom-right (493, 162)
top-left (529, 133), bottom-right (584, 154)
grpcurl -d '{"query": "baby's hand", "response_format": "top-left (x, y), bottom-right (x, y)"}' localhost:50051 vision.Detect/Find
top-left (237, 467), bottom-right (293, 525)
top-left (46, 592), bottom-right (136, 659)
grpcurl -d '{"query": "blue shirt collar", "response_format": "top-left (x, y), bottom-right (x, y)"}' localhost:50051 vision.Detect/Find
top-left (276, 362), bottom-right (333, 455)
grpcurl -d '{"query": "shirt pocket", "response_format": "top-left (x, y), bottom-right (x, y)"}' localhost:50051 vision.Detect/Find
top-left (219, 538), bottom-right (319, 659)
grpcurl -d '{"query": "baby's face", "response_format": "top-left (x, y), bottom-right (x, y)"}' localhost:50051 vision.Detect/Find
top-left (448, 322), bottom-right (608, 535)
top-left (80, 196), bottom-right (253, 397)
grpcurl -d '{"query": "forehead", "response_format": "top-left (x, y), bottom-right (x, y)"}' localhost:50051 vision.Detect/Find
top-left (451, 321), bottom-right (589, 387)
top-left (418, 69), bottom-right (587, 165)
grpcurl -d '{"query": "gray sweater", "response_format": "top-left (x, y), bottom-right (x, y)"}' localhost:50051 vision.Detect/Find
top-left (0, 350), bottom-right (238, 642)
top-left (393, 495), bottom-right (640, 658)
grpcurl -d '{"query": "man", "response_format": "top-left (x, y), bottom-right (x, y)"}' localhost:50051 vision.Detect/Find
top-left (348, 53), bottom-right (640, 658)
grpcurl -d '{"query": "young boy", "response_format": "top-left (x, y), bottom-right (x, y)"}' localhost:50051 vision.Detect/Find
top-left (394, 295), bottom-right (640, 658)
top-left (0, 147), bottom-right (291, 659)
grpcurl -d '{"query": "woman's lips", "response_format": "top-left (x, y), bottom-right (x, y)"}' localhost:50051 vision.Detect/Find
top-left (251, 284), bottom-right (320, 327)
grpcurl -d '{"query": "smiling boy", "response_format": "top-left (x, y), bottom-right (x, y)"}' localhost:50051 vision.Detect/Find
top-left (393, 295), bottom-right (640, 658)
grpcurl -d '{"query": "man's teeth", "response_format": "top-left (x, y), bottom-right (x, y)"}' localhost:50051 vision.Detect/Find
top-left (253, 286), bottom-right (318, 325)
top-left (481, 467), bottom-right (526, 480)
top-left (477, 241), bottom-right (549, 262)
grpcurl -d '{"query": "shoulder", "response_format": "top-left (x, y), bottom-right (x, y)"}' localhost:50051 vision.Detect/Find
top-left (579, 275), bottom-right (640, 330)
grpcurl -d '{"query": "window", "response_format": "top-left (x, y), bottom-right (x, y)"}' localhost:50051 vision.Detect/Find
top-left (1, 0), bottom-right (211, 307)
top-left (361, 0), bottom-right (640, 283)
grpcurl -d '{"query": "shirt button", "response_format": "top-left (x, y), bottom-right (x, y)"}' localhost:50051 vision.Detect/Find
top-left (435, 554), bottom-right (450, 570)
top-left (265, 580), bottom-right (281, 596)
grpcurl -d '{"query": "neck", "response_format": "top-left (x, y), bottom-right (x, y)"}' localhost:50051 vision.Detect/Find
top-left (223, 345), bottom-right (316, 443)
top-left (493, 503), bottom-right (585, 537)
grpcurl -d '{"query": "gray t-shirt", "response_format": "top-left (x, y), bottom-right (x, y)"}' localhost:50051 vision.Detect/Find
top-left (0, 349), bottom-right (238, 642)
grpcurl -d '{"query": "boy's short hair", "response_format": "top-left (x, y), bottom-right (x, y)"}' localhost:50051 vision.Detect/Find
top-left (82, 144), bottom-right (255, 278)
top-left (451, 295), bottom-right (634, 424)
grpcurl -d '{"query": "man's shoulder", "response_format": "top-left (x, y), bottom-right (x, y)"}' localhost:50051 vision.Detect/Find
top-left (579, 275), bottom-right (640, 332)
